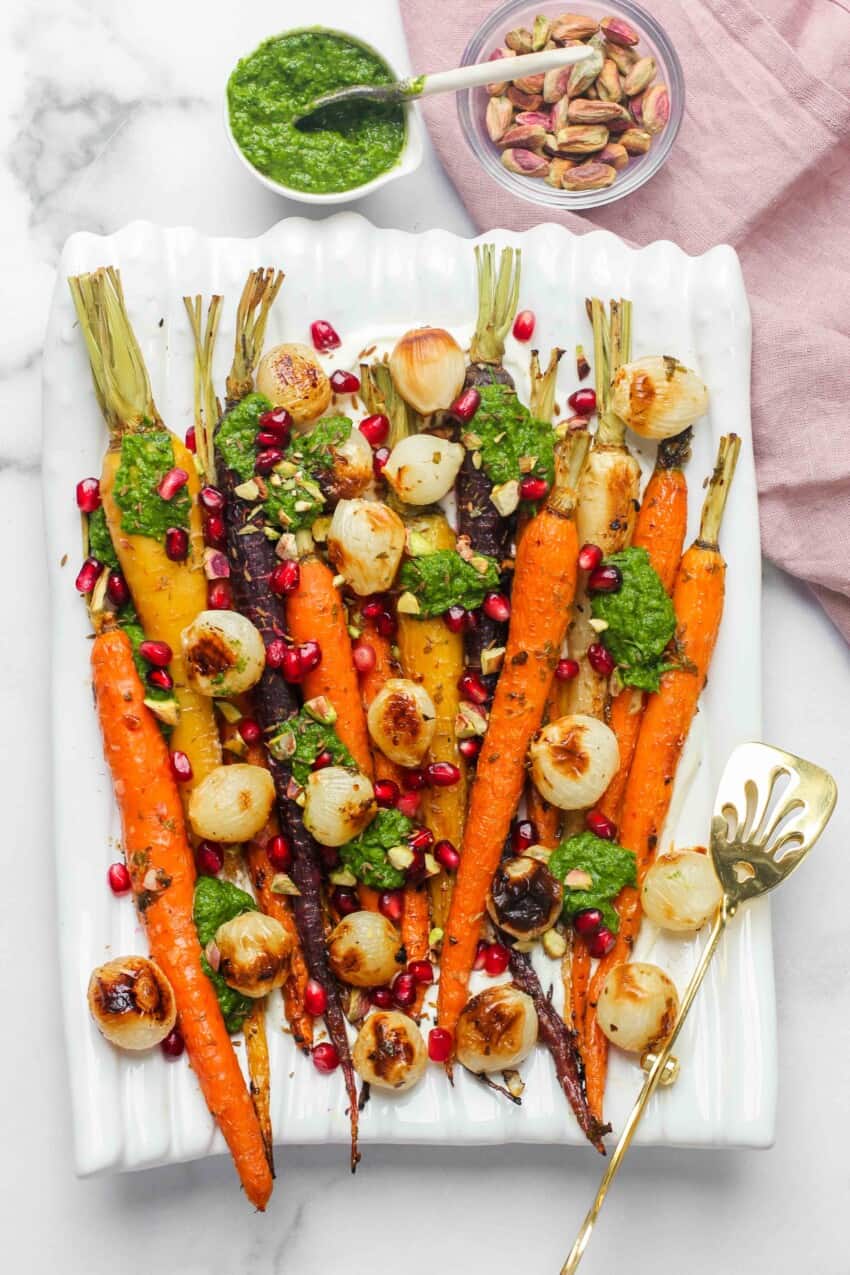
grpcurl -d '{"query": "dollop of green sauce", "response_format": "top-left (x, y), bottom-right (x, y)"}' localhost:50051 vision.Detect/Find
top-left (227, 30), bottom-right (406, 194)
top-left (468, 383), bottom-right (555, 489)
top-left (399, 548), bottom-right (500, 617)
top-left (273, 705), bottom-right (355, 787)
top-left (549, 832), bottom-right (636, 933)
top-left (340, 808), bottom-right (413, 891)
top-left (114, 428), bottom-right (190, 541)
top-left (591, 547), bottom-right (677, 693)
top-left (88, 506), bottom-right (119, 568)
top-left (193, 876), bottom-right (257, 1034)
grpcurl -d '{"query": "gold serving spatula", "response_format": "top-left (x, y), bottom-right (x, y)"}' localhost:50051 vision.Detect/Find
top-left (562, 741), bottom-right (838, 1275)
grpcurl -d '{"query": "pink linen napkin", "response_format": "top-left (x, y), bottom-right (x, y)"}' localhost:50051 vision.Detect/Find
top-left (400, 0), bottom-right (850, 639)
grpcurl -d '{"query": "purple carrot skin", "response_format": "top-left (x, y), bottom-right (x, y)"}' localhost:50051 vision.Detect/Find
top-left (509, 948), bottom-right (610, 1153)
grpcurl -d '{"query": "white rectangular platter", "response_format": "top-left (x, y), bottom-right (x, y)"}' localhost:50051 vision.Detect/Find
top-left (43, 214), bottom-right (772, 1177)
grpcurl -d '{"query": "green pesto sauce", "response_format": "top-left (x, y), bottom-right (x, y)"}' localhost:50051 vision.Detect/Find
top-left (591, 547), bottom-right (677, 693)
top-left (399, 548), bottom-right (500, 617)
top-left (340, 808), bottom-right (413, 891)
top-left (114, 429), bottom-right (190, 541)
top-left (271, 705), bottom-right (355, 787)
top-left (227, 30), bottom-right (406, 194)
top-left (88, 507), bottom-right (118, 568)
top-left (193, 876), bottom-right (257, 1034)
top-left (549, 832), bottom-right (637, 933)
top-left (468, 383), bottom-right (555, 489)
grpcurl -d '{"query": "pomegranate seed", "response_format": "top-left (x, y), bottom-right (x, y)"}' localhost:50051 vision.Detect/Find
top-left (473, 941), bottom-right (488, 971)
top-left (578, 542), bottom-right (603, 571)
top-left (519, 475), bottom-right (549, 502)
top-left (161, 1027), bottom-right (185, 1058)
top-left (256, 430), bottom-right (285, 449)
top-left (310, 320), bottom-right (341, 352)
top-left (107, 862), bottom-right (131, 895)
top-left (199, 485), bottom-right (225, 512)
top-left (511, 819), bottom-right (537, 853)
top-left (255, 448), bottom-right (284, 475)
top-left (332, 886), bottom-right (359, 916)
top-left (402, 768), bottom-right (427, 791)
top-left (139, 639), bottom-right (172, 667)
top-left (330, 369), bottom-right (360, 394)
top-left (512, 309), bottom-right (536, 342)
top-left (281, 647), bottom-right (305, 683)
top-left (265, 637), bottom-right (288, 668)
top-left (258, 407), bottom-right (292, 441)
top-left (458, 737), bottom-right (482, 761)
top-left (352, 641), bottom-right (376, 674)
top-left (444, 605), bottom-right (468, 633)
top-left (484, 943), bottom-right (510, 976)
top-left (106, 570), bottom-right (130, 608)
top-left (588, 926), bottom-right (616, 958)
top-left (359, 413), bottom-right (390, 446)
top-left (267, 834), bottom-right (292, 870)
top-left (195, 841), bottom-right (223, 876)
top-left (555, 657), bottom-right (580, 681)
top-left (312, 749), bottom-right (333, 770)
top-left (75, 557), bottom-right (101, 594)
top-left (312, 1042), bottom-right (340, 1073)
top-left (320, 845), bottom-right (340, 871)
top-left (574, 908), bottom-right (604, 936)
top-left (270, 559), bottom-right (300, 596)
top-left (374, 611), bottom-right (396, 638)
top-left (205, 513), bottom-right (226, 547)
top-left (156, 467), bottom-right (189, 501)
top-left (427, 761), bottom-right (460, 787)
top-left (483, 591), bottom-right (511, 623)
top-left (361, 597), bottom-right (386, 620)
top-left (299, 640), bottom-right (322, 672)
top-left (375, 779), bottom-right (400, 808)
top-left (76, 477), bottom-right (101, 513)
top-left (373, 446), bottom-right (391, 477)
top-left (587, 642), bottom-right (616, 676)
top-left (588, 563), bottom-right (623, 594)
top-left (304, 978), bottom-right (328, 1016)
top-left (240, 718), bottom-right (262, 745)
top-left (458, 671), bottom-right (489, 705)
top-left (434, 839), bottom-right (460, 871)
top-left (568, 387), bottom-right (597, 415)
top-left (405, 847), bottom-right (427, 884)
top-left (428, 1027), bottom-right (453, 1063)
top-left (184, 425), bottom-right (197, 453)
top-left (379, 890), bottom-right (404, 924)
top-left (170, 750), bottom-right (193, 783)
top-left (165, 527), bottom-right (189, 561)
top-left (395, 791), bottom-right (421, 818)
top-left (392, 972), bottom-right (416, 1008)
top-left (408, 959), bottom-right (434, 985)
top-left (464, 608), bottom-right (481, 632)
top-left (409, 827), bottom-right (434, 852)
top-left (147, 667), bottom-right (174, 692)
top-left (451, 386), bottom-right (481, 422)
top-left (370, 986), bottom-right (393, 1008)
top-left (586, 809), bottom-right (617, 840)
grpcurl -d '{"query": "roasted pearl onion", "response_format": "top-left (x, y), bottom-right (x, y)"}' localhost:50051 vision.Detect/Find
top-left (367, 678), bottom-right (436, 767)
top-left (388, 327), bottom-right (466, 415)
top-left (327, 499), bottom-right (406, 596)
top-left (641, 849), bottom-right (722, 933)
top-left (181, 610), bottom-right (266, 697)
top-left (188, 763), bottom-right (275, 842)
top-left (596, 962), bottom-right (679, 1054)
top-left (455, 985), bottom-right (538, 1074)
top-left (88, 956), bottom-right (176, 1051)
top-left (256, 342), bottom-right (331, 425)
top-left (382, 434), bottom-right (465, 506)
top-left (611, 356), bottom-right (709, 440)
top-left (215, 912), bottom-right (292, 998)
top-left (302, 766), bottom-right (376, 847)
top-left (528, 713), bottom-right (619, 810)
top-left (327, 910), bottom-right (404, 988)
top-left (352, 1011), bottom-right (427, 1091)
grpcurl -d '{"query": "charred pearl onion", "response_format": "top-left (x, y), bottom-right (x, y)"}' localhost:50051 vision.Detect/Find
top-left (352, 1010), bottom-right (427, 1092)
top-left (323, 425), bottom-right (374, 501)
top-left (181, 610), bottom-right (266, 697)
top-left (528, 713), bottom-right (619, 811)
top-left (256, 342), bottom-right (332, 425)
top-left (596, 962), bottom-right (680, 1054)
top-left (327, 498), bottom-right (406, 596)
top-left (455, 985), bottom-right (539, 1074)
top-left (611, 357), bottom-right (709, 440)
top-left (487, 856), bottom-right (563, 940)
top-left (87, 956), bottom-right (176, 1051)
top-left (382, 434), bottom-right (465, 506)
top-left (641, 849), bottom-right (723, 933)
top-left (188, 764), bottom-right (275, 843)
top-left (302, 766), bottom-right (376, 847)
top-left (367, 678), bottom-right (436, 768)
top-left (215, 912), bottom-right (293, 998)
top-left (327, 910), bottom-right (404, 988)
top-left (388, 327), bottom-right (466, 415)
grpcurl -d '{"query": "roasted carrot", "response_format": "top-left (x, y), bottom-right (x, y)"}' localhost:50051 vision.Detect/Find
top-left (437, 431), bottom-right (589, 1041)
top-left (91, 626), bottom-right (272, 1209)
top-left (244, 1002), bottom-right (274, 1172)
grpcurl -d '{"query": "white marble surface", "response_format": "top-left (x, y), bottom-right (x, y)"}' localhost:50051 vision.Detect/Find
top-left (1, 1), bottom-right (848, 1271)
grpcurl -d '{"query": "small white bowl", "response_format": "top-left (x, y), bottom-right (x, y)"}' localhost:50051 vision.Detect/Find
top-left (224, 30), bottom-right (425, 205)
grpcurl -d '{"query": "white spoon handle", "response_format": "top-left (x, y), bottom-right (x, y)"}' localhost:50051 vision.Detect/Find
top-left (416, 46), bottom-right (592, 99)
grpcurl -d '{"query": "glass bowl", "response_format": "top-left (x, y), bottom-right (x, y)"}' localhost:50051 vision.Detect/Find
top-left (457, 0), bottom-right (684, 210)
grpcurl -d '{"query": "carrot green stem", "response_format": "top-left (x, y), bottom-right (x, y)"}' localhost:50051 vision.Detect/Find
top-left (226, 268), bottom-right (284, 405)
top-left (529, 347), bottom-right (564, 423)
top-left (592, 296), bottom-right (632, 447)
top-left (469, 245), bottom-right (521, 366)
top-left (698, 434), bottom-right (741, 547)
top-left (183, 293), bottom-right (222, 483)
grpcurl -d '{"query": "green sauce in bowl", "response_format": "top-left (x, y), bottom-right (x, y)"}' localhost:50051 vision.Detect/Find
top-left (227, 29), bottom-right (406, 194)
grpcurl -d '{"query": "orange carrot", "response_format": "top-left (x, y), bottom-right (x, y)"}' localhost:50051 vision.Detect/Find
top-left (526, 685), bottom-right (561, 848)
top-left (91, 627), bottom-right (272, 1210)
top-left (437, 434), bottom-right (588, 1039)
top-left (571, 938), bottom-right (592, 1037)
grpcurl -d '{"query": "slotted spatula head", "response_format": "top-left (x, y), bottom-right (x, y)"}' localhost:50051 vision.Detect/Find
top-left (711, 742), bottom-right (837, 915)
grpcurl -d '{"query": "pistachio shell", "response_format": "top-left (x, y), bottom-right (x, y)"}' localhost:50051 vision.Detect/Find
top-left (550, 13), bottom-right (599, 42)
top-left (501, 148), bottom-right (550, 178)
top-left (562, 161), bottom-right (617, 191)
top-left (622, 56), bottom-right (656, 97)
top-left (642, 83), bottom-right (670, 133)
top-left (619, 128), bottom-right (652, 154)
top-left (599, 15), bottom-right (640, 46)
top-left (556, 124), bottom-right (609, 154)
